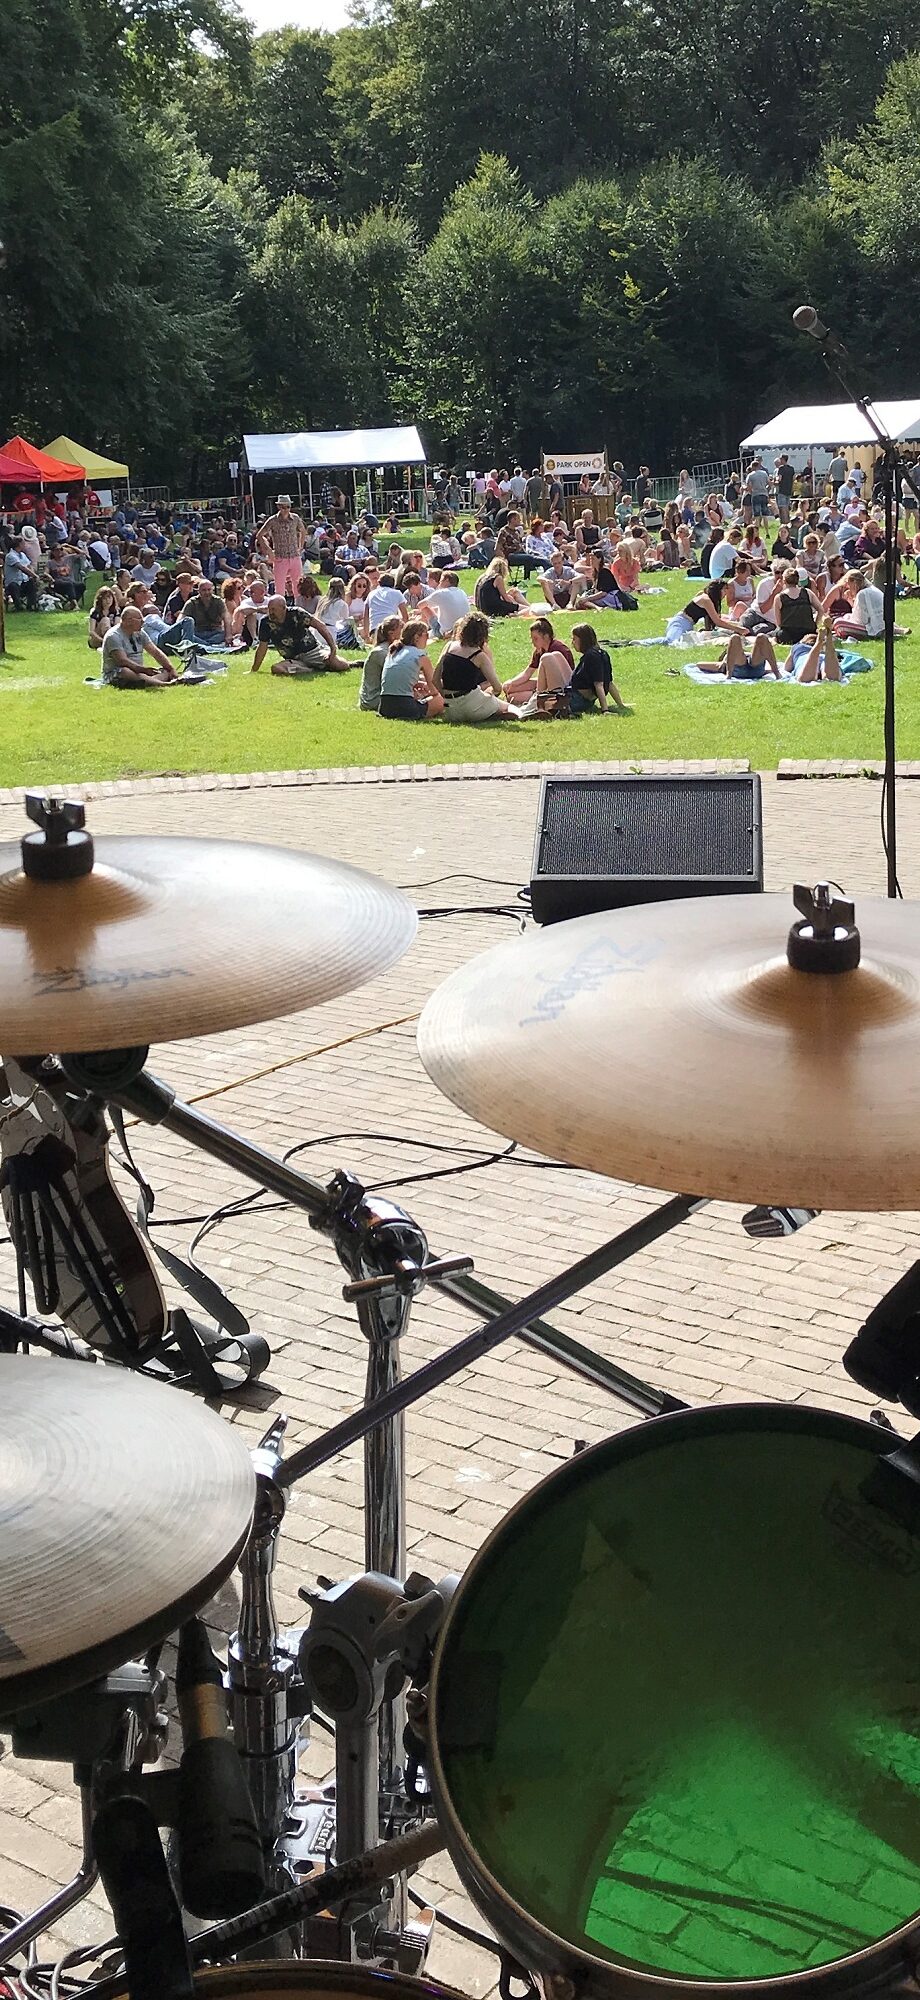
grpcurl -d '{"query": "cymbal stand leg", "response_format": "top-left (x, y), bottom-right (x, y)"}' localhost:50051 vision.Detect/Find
top-left (227, 1418), bottom-right (307, 1926)
top-left (0, 1784), bottom-right (98, 1965)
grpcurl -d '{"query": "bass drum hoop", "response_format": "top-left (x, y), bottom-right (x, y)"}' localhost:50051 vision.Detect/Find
top-left (427, 1401), bottom-right (920, 2000)
top-left (127, 1968), bottom-right (467, 2000)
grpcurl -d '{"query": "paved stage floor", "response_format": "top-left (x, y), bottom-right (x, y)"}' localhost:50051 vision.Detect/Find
top-left (2, 767), bottom-right (920, 1991)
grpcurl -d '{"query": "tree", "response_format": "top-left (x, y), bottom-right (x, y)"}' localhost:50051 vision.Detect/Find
top-left (414, 158), bottom-right (542, 457)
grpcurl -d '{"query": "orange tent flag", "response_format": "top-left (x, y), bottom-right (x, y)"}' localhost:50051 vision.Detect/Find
top-left (1, 436), bottom-right (83, 481)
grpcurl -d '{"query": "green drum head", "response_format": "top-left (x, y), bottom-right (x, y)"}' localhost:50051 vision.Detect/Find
top-left (433, 1408), bottom-right (920, 1983)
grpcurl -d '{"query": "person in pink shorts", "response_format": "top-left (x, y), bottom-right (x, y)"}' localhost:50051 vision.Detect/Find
top-left (256, 493), bottom-right (307, 598)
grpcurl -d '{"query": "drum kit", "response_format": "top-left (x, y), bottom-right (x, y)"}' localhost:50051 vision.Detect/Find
top-left (4, 795), bottom-right (920, 2000)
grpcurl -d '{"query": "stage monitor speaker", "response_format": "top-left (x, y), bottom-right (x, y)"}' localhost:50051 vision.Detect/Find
top-left (529, 773), bottom-right (763, 924)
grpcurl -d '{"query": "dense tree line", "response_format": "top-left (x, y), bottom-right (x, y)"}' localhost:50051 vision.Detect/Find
top-left (1, 0), bottom-right (919, 485)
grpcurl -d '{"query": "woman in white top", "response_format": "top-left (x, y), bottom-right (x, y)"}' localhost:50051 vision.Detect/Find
top-left (832, 567), bottom-right (910, 640)
top-left (318, 577), bottom-right (359, 646)
top-left (724, 560), bottom-right (756, 620)
top-left (525, 520), bottom-right (555, 564)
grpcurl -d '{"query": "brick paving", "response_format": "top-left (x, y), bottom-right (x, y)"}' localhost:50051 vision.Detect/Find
top-left (2, 768), bottom-right (920, 1988)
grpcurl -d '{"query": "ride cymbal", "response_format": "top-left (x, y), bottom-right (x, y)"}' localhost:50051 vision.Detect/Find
top-left (0, 1356), bottom-right (255, 1710)
top-left (0, 807), bottom-right (416, 1054)
top-left (418, 889), bottom-right (920, 1211)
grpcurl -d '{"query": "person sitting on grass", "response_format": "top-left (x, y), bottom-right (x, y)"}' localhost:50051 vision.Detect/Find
top-left (506, 618), bottom-right (576, 717)
top-left (575, 547), bottom-right (629, 610)
top-left (250, 594), bottom-right (348, 676)
top-left (378, 618), bottom-right (445, 720)
top-left (87, 585), bottom-right (120, 648)
top-left (421, 569), bottom-right (470, 639)
top-left (833, 564), bottom-right (910, 639)
top-left (503, 616), bottom-right (575, 706)
top-left (724, 559), bottom-right (756, 621)
top-left (100, 605), bottom-right (179, 688)
top-left (574, 508), bottom-right (602, 554)
top-left (123, 579), bottom-right (196, 652)
top-left (612, 537), bottom-right (647, 599)
top-left (539, 547), bottom-right (578, 609)
top-left (526, 519), bottom-right (556, 565)
top-left (184, 576), bottom-right (230, 650)
top-left (568, 623), bottom-right (628, 715)
top-left (362, 571), bottom-right (408, 643)
top-left (346, 571), bottom-right (372, 636)
top-left (318, 576), bottom-right (362, 649)
top-left (359, 615), bottom-right (402, 712)
top-left (665, 579), bottom-right (741, 643)
top-left (474, 556), bottom-right (529, 618)
top-left (238, 575), bottom-right (269, 645)
top-left (775, 567), bottom-right (823, 645)
top-left (4, 537), bottom-right (41, 611)
top-left (433, 611), bottom-right (520, 723)
top-left (47, 546), bottom-right (81, 608)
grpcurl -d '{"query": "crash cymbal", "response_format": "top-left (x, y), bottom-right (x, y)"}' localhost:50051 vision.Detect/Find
top-left (418, 890), bottom-right (920, 1211)
top-left (0, 825), bottom-right (416, 1054)
top-left (0, 1355), bottom-right (254, 1710)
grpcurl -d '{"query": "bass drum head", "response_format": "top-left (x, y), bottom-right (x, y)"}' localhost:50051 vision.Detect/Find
top-left (183, 1970), bottom-right (465, 2000)
top-left (429, 1405), bottom-right (920, 1990)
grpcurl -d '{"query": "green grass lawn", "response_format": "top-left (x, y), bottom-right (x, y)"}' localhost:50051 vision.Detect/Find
top-left (0, 566), bottom-right (912, 787)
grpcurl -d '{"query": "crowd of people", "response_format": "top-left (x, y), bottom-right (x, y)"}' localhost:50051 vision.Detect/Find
top-left (2, 450), bottom-right (911, 707)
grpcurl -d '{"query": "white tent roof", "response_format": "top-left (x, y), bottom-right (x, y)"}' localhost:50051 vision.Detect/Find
top-left (741, 401), bottom-right (920, 451)
top-left (243, 427), bottom-right (427, 473)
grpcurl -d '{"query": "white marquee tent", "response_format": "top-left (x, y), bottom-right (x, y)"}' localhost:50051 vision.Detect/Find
top-left (242, 427), bottom-right (427, 473)
top-left (741, 401), bottom-right (920, 452)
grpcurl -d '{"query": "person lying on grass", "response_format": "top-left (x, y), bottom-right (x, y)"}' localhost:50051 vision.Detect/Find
top-left (250, 594), bottom-right (349, 676)
top-left (686, 632), bottom-right (783, 680)
top-left (568, 623), bottom-right (628, 714)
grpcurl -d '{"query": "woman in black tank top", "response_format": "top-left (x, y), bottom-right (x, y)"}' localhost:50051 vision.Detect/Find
top-left (776, 568), bottom-right (821, 644)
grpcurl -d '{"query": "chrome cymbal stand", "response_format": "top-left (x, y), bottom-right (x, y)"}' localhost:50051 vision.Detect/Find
top-left (54, 1050), bottom-right (696, 1965)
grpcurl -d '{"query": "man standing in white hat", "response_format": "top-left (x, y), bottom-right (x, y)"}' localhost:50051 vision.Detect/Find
top-left (256, 493), bottom-right (307, 599)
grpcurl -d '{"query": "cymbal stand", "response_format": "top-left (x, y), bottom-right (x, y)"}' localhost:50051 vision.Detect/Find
top-left (55, 1048), bottom-right (701, 1961)
top-left (0, 1660), bottom-right (168, 1967)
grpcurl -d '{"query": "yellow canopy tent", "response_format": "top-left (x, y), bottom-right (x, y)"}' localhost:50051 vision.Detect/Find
top-left (42, 436), bottom-right (130, 483)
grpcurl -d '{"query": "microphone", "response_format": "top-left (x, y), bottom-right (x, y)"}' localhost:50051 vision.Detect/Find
top-left (94, 1796), bottom-right (194, 2000)
top-left (175, 1618), bottom-right (265, 1919)
top-left (792, 304), bottom-right (848, 356)
top-left (844, 1261), bottom-right (920, 1414)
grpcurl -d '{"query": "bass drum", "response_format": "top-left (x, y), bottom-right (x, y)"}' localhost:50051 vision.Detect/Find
top-left (144, 1971), bottom-right (465, 2000)
top-left (428, 1404), bottom-right (920, 1999)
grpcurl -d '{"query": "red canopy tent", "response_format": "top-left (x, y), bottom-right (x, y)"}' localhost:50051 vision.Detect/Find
top-left (0, 451), bottom-right (41, 484)
top-left (1, 436), bottom-right (83, 482)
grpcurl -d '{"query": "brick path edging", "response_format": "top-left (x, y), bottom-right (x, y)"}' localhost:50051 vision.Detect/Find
top-left (0, 758), bottom-right (751, 805)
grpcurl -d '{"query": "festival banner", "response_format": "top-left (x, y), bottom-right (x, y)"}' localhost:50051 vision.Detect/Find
top-left (542, 451), bottom-right (607, 477)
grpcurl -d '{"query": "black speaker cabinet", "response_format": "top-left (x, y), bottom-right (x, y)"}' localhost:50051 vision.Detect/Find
top-left (530, 774), bottom-right (763, 924)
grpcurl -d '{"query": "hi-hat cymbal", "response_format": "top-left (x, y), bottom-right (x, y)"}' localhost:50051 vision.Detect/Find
top-left (0, 836), bottom-right (417, 1054)
top-left (418, 892), bottom-right (920, 1211)
top-left (0, 1356), bottom-right (254, 1710)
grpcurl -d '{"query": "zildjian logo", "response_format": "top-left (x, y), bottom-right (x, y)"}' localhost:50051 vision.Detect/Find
top-left (520, 936), bottom-right (660, 1027)
top-left (33, 966), bottom-right (192, 997)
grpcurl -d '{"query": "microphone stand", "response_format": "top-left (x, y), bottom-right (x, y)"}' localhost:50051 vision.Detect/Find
top-left (807, 338), bottom-right (920, 898)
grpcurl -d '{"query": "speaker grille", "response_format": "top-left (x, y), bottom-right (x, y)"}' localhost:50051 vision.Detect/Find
top-left (537, 777), bottom-right (756, 881)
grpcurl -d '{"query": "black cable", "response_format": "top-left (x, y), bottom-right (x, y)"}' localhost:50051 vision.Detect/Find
top-left (407, 1885), bottom-right (503, 1958)
top-left (419, 904), bottom-right (526, 931)
top-left (399, 872), bottom-right (527, 892)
